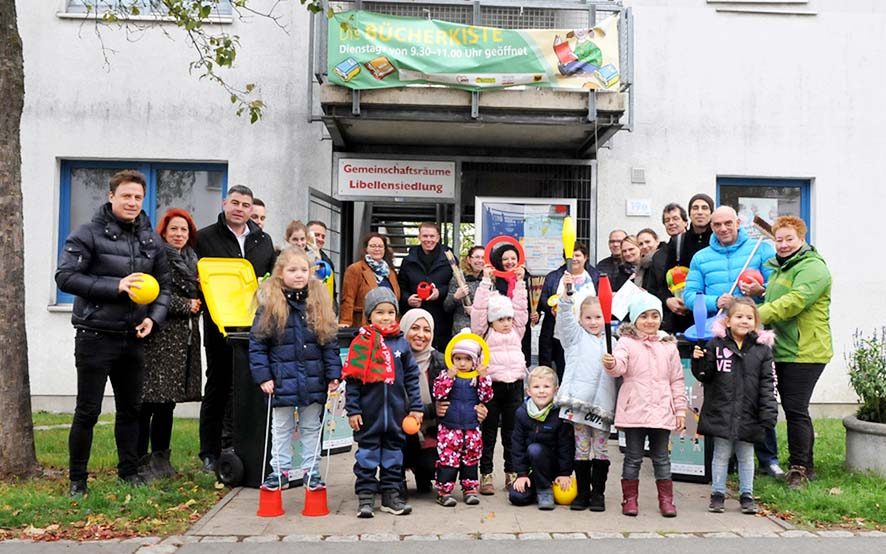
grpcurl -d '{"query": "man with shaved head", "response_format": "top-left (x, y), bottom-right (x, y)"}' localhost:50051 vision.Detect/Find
top-left (683, 204), bottom-right (782, 478)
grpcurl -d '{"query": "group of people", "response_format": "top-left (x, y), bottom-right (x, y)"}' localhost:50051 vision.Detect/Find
top-left (58, 172), bottom-right (833, 523)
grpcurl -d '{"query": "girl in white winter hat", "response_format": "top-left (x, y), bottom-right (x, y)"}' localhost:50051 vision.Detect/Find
top-left (471, 263), bottom-right (529, 495)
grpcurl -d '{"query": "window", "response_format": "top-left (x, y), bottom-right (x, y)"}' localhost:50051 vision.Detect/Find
top-left (56, 160), bottom-right (228, 303)
top-left (64, 1), bottom-right (233, 17)
top-left (717, 177), bottom-right (811, 241)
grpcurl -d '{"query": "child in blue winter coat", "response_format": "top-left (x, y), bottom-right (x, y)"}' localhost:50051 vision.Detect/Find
top-left (249, 248), bottom-right (342, 491)
top-left (343, 287), bottom-right (424, 518)
top-left (555, 273), bottom-right (617, 511)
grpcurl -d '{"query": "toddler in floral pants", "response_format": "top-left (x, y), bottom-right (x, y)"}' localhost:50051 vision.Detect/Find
top-left (433, 334), bottom-right (494, 506)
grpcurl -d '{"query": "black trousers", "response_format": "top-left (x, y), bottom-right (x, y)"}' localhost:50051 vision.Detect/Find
top-left (776, 362), bottom-right (825, 470)
top-left (402, 433), bottom-right (436, 490)
top-left (69, 328), bottom-right (144, 482)
top-left (137, 402), bottom-right (175, 456)
top-left (480, 380), bottom-right (524, 475)
top-left (198, 327), bottom-right (233, 460)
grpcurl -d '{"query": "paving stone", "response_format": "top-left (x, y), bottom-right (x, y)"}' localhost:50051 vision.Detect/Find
top-left (324, 535), bottom-right (359, 542)
top-left (199, 535), bottom-right (239, 542)
top-left (552, 533), bottom-right (588, 540)
top-left (93, 539), bottom-right (121, 544)
top-left (403, 535), bottom-right (440, 541)
top-left (161, 536), bottom-right (202, 546)
top-left (780, 530), bottom-right (816, 538)
top-left (663, 533), bottom-right (698, 539)
top-left (282, 534), bottom-right (324, 542)
top-left (736, 530), bottom-right (780, 538)
top-left (857, 530), bottom-right (886, 537)
top-left (627, 532), bottom-right (663, 539)
top-left (588, 531), bottom-right (625, 539)
top-left (243, 535), bottom-right (281, 542)
top-left (439, 533), bottom-right (475, 541)
top-left (136, 546), bottom-right (178, 554)
top-left (701, 532), bottom-right (739, 539)
top-left (122, 537), bottom-right (162, 545)
top-left (815, 530), bottom-right (855, 538)
top-left (481, 533), bottom-right (517, 540)
top-left (518, 533), bottom-right (551, 540)
top-left (360, 533), bottom-right (400, 542)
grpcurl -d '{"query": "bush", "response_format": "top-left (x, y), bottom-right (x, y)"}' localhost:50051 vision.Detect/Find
top-left (847, 328), bottom-right (886, 423)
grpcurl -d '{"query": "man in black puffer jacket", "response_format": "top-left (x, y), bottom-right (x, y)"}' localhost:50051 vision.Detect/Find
top-left (195, 185), bottom-right (275, 472)
top-left (56, 170), bottom-right (171, 497)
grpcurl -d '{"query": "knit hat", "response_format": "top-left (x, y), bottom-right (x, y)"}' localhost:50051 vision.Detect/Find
top-left (451, 330), bottom-right (482, 365)
top-left (628, 292), bottom-right (663, 323)
top-left (688, 193), bottom-right (714, 213)
top-left (487, 293), bottom-right (514, 322)
top-left (364, 287), bottom-right (399, 319)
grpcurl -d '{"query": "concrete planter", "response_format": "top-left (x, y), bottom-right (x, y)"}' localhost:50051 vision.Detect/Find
top-left (843, 415), bottom-right (886, 477)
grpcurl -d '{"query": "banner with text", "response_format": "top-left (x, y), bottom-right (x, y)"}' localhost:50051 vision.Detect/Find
top-left (328, 10), bottom-right (620, 92)
top-left (337, 159), bottom-right (456, 200)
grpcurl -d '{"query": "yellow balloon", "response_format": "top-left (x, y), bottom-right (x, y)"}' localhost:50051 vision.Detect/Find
top-left (129, 274), bottom-right (159, 305)
top-left (553, 475), bottom-right (578, 505)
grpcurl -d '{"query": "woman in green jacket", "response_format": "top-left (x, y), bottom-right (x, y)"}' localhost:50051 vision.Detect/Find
top-left (757, 216), bottom-right (832, 489)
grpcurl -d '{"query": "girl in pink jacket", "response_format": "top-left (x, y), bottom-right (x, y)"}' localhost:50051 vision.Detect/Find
top-left (471, 264), bottom-right (529, 495)
top-left (602, 292), bottom-right (687, 519)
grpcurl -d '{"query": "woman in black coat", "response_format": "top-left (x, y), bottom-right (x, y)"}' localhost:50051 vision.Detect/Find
top-left (138, 209), bottom-right (203, 480)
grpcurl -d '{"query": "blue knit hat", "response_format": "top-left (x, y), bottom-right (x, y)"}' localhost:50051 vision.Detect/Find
top-left (629, 292), bottom-right (663, 323)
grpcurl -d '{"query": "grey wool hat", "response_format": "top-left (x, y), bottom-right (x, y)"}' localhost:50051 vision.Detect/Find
top-left (364, 287), bottom-right (399, 318)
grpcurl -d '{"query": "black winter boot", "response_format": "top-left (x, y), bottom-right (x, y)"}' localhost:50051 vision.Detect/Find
top-left (150, 449), bottom-right (176, 479)
top-left (589, 459), bottom-right (610, 512)
top-left (357, 491), bottom-right (375, 518)
top-left (380, 489), bottom-right (412, 515)
top-left (570, 460), bottom-right (592, 511)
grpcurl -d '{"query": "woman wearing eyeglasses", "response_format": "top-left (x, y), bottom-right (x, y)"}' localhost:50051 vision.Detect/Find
top-left (339, 232), bottom-right (400, 327)
top-left (443, 246), bottom-right (486, 335)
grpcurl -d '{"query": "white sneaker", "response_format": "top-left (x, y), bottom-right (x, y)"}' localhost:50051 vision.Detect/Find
top-left (765, 463), bottom-right (786, 480)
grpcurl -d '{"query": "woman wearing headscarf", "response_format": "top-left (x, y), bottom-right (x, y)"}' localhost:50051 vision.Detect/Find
top-left (339, 232), bottom-right (400, 327)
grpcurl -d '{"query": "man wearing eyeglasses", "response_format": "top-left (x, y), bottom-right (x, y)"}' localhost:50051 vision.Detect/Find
top-left (596, 229), bottom-right (627, 278)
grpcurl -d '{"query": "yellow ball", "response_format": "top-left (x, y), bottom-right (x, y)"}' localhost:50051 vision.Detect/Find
top-left (553, 475), bottom-right (577, 505)
top-left (129, 274), bottom-right (159, 305)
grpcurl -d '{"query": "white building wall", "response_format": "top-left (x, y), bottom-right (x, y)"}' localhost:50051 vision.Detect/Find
top-left (18, 1), bottom-right (877, 407)
top-left (18, 1), bottom-right (331, 404)
top-left (598, 0), bottom-right (886, 404)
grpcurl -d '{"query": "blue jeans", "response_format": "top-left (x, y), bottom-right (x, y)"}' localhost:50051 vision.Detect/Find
top-left (508, 443), bottom-right (555, 506)
top-left (755, 427), bottom-right (780, 467)
top-left (712, 437), bottom-right (755, 495)
top-left (271, 402), bottom-right (323, 478)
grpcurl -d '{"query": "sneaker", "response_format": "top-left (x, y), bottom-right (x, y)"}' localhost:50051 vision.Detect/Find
top-left (436, 494), bottom-right (457, 507)
top-left (260, 471), bottom-right (289, 491)
top-left (307, 473), bottom-right (325, 490)
top-left (785, 465), bottom-right (808, 490)
top-left (537, 487), bottom-right (555, 510)
top-left (504, 472), bottom-right (518, 491)
top-left (463, 490), bottom-right (480, 505)
top-left (69, 479), bottom-right (88, 498)
top-left (762, 462), bottom-right (785, 480)
top-left (479, 473), bottom-right (495, 496)
top-left (739, 493), bottom-right (757, 514)
top-left (708, 492), bottom-right (725, 513)
top-left (119, 473), bottom-right (147, 487)
top-left (357, 492), bottom-right (375, 518)
top-left (380, 490), bottom-right (412, 515)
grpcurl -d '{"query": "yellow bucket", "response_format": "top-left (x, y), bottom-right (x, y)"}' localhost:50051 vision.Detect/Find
top-left (197, 258), bottom-right (259, 336)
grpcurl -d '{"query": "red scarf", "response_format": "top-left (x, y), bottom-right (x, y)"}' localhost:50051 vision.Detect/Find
top-left (341, 323), bottom-right (401, 384)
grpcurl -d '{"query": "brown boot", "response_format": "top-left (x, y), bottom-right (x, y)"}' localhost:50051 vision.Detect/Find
top-left (620, 479), bottom-right (639, 516)
top-left (656, 479), bottom-right (677, 517)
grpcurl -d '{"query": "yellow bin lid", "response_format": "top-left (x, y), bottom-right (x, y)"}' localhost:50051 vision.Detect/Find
top-left (197, 257), bottom-right (259, 336)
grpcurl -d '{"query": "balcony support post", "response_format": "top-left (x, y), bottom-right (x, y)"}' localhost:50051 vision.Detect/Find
top-left (471, 92), bottom-right (480, 119)
top-left (352, 90), bottom-right (361, 116)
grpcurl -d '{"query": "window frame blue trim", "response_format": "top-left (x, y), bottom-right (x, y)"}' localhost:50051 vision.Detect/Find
top-left (56, 160), bottom-right (228, 304)
top-left (716, 176), bottom-right (812, 242)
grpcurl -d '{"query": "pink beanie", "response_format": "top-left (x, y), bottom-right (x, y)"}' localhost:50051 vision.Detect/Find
top-left (451, 337), bottom-right (482, 365)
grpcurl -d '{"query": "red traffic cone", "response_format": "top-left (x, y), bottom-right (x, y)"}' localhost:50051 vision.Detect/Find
top-left (302, 485), bottom-right (329, 517)
top-left (257, 486), bottom-right (284, 517)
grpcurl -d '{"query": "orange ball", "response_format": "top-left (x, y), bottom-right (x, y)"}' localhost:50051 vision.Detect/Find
top-left (402, 415), bottom-right (420, 435)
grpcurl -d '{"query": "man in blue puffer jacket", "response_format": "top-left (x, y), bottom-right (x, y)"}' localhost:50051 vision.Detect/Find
top-left (682, 206), bottom-right (784, 479)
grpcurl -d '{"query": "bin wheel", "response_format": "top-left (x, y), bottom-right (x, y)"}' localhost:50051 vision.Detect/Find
top-left (216, 450), bottom-right (244, 486)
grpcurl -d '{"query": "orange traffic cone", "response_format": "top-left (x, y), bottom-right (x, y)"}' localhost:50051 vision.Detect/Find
top-left (256, 395), bottom-right (284, 518)
top-left (257, 487), bottom-right (284, 517)
top-left (302, 485), bottom-right (329, 517)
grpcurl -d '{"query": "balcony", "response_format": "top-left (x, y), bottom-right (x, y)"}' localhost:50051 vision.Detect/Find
top-left (310, 0), bottom-right (633, 159)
